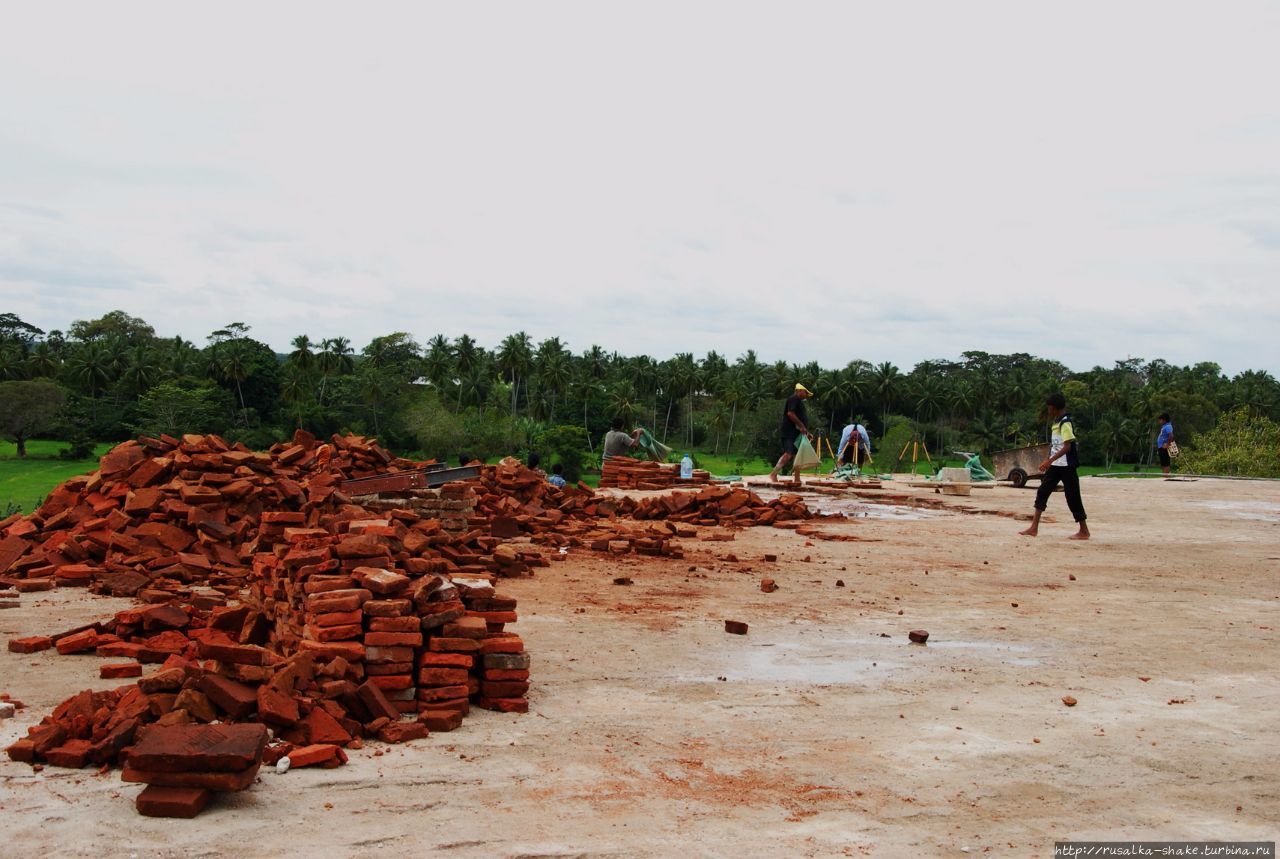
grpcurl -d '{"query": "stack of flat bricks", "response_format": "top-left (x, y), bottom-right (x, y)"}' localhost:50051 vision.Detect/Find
top-left (598, 458), bottom-right (712, 490)
top-left (425, 482), bottom-right (480, 533)
top-left (251, 520), bottom-right (527, 726)
top-left (126, 723), bottom-right (268, 818)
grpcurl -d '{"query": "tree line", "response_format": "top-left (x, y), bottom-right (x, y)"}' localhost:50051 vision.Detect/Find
top-left (1, 310), bottom-right (1277, 471)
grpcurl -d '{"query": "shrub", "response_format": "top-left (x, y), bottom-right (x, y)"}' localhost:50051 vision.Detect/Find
top-left (535, 425), bottom-right (589, 482)
top-left (1182, 408), bottom-right (1280, 478)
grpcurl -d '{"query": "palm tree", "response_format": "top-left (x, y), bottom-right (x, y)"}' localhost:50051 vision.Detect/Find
top-left (720, 371), bottom-right (746, 453)
top-left (496, 332), bottom-right (533, 415)
top-left (120, 344), bottom-right (161, 397)
top-left (0, 345), bottom-right (27, 381)
top-left (706, 401), bottom-right (731, 454)
top-left (66, 341), bottom-right (114, 414)
top-left (26, 342), bottom-right (59, 379)
top-left (422, 335), bottom-right (454, 395)
top-left (872, 361), bottom-right (901, 437)
top-left (535, 339), bottom-right (571, 422)
top-left (317, 337), bottom-right (354, 404)
top-left (288, 335), bottom-right (316, 375)
top-left (279, 367), bottom-right (309, 428)
top-left (609, 381), bottom-right (641, 427)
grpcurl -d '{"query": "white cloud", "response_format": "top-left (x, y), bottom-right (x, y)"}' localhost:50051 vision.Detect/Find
top-left (2, 0), bottom-right (1278, 373)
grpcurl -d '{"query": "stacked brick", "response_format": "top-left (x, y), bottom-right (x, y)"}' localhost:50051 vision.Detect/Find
top-left (599, 457), bottom-right (713, 490)
top-left (352, 483), bottom-right (478, 534)
top-left (128, 723), bottom-right (268, 818)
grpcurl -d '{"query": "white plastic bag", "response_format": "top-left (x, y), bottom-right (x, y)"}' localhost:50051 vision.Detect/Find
top-left (793, 436), bottom-right (820, 470)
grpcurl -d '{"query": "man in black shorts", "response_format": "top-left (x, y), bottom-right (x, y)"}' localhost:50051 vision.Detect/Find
top-left (769, 383), bottom-right (814, 485)
top-left (1156, 413), bottom-right (1175, 476)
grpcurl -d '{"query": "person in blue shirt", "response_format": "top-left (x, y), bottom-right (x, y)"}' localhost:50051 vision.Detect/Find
top-left (837, 421), bottom-right (871, 467)
top-left (1156, 413), bottom-right (1175, 476)
top-left (1019, 392), bottom-right (1090, 540)
top-left (548, 462), bottom-right (567, 488)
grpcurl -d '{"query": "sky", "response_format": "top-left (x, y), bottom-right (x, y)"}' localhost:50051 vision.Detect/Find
top-left (2, 1), bottom-right (1279, 375)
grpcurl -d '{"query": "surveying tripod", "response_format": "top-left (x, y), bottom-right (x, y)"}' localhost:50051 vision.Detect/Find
top-left (894, 433), bottom-right (932, 475)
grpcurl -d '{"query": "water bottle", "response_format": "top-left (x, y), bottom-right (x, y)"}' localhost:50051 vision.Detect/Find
top-left (680, 453), bottom-right (693, 479)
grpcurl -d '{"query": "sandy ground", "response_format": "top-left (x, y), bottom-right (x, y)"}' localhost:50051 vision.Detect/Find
top-left (1, 475), bottom-right (1277, 858)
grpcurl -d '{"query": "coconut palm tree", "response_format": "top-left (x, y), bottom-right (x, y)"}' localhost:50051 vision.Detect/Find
top-left (872, 361), bottom-right (901, 437)
top-left (496, 332), bottom-right (533, 415)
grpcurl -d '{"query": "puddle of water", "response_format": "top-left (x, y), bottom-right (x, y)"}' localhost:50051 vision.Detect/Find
top-left (687, 636), bottom-right (1044, 684)
top-left (752, 488), bottom-right (942, 520)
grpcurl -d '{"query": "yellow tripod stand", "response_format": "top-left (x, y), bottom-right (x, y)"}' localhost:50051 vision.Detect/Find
top-left (894, 433), bottom-right (932, 475)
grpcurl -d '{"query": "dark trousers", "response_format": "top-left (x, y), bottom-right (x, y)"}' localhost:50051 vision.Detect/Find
top-left (1035, 466), bottom-right (1086, 522)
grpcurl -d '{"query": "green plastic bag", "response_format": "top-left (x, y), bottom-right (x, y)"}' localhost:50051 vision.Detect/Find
top-left (793, 435), bottom-right (820, 470)
top-left (635, 427), bottom-right (673, 462)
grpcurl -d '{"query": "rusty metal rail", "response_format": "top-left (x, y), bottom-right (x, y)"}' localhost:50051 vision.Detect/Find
top-left (341, 464), bottom-right (481, 495)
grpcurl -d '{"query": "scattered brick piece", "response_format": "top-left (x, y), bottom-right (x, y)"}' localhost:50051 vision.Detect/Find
top-left (136, 785), bottom-right (213, 818)
top-left (100, 662), bottom-right (143, 679)
top-left (8, 636), bottom-right (52, 654)
top-left (724, 620), bottom-right (749, 635)
top-left (908, 630), bottom-right (930, 644)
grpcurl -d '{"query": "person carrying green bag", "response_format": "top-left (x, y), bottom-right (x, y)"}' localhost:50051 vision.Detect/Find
top-left (769, 383), bottom-right (815, 486)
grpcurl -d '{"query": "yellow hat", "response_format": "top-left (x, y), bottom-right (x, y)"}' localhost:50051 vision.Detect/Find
top-left (795, 383), bottom-right (810, 394)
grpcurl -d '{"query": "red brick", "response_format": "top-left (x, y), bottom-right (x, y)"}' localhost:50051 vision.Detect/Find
top-left (198, 675), bottom-right (258, 719)
top-left (196, 635), bottom-right (270, 666)
top-left (441, 616), bottom-right (488, 639)
top-left (302, 706), bottom-right (352, 745)
top-left (297, 640), bottom-right (366, 662)
top-left (101, 662), bottom-right (143, 679)
top-left (45, 739), bottom-right (93, 769)
top-left (5, 738), bottom-right (36, 763)
top-left (256, 685), bottom-right (300, 727)
top-left (55, 628), bottom-right (99, 655)
top-left (122, 761), bottom-right (259, 791)
top-left (304, 623), bottom-right (364, 642)
top-left (7, 635), bottom-right (52, 654)
top-left (415, 684), bottom-right (470, 703)
top-left (355, 680), bottom-right (400, 722)
top-left (362, 599), bottom-right (412, 617)
top-left (363, 631), bottom-right (422, 647)
top-left (368, 674), bottom-right (414, 692)
top-left (310, 609), bottom-right (363, 628)
top-left (368, 616), bottom-right (419, 633)
top-left (477, 696), bottom-right (528, 713)
top-left (478, 635), bottom-right (524, 654)
top-left (417, 652), bottom-right (473, 669)
top-left (136, 785), bottom-right (212, 818)
top-left (418, 667), bottom-right (470, 686)
top-left (428, 638), bottom-right (481, 653)
top-left (285, 743), bottom-right (341, 768)
top-left (377, 721), bottom-right (429, 743)
top-left (480, 680), bottom-right (529, 698)
top-left (129, 723), bottom-right (267, 773)
top-left (365, 645), bottom-right (414, 664)
top-left (418, 710), bottom-right (464, 732)
top-left (483, 668), bottom-right (530, 682)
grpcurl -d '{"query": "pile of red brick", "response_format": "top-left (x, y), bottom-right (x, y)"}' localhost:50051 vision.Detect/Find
top-left (1, 432), bottom-right (818, 816)
top-left (598, 457), bottom-right (713, 490)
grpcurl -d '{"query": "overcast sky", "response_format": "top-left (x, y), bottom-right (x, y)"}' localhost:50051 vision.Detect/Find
top-left (2, 2), bottom-right (1278, 374)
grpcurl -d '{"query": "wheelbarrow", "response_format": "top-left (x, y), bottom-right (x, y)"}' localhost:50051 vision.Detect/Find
top-left (991, 443), bottom-right (1051, 488)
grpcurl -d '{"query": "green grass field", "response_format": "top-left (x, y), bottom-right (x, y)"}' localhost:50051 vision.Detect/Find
top-left (0, 440), bottom-right (112, 514)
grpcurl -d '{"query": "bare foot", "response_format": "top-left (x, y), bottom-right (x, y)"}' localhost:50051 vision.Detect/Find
top-left (768, 471), bottom-right (779, 483)
top-left (1069, 531), bottom-right (1090, 541)
top-left (1018, 528), bottom-right (1038, 537)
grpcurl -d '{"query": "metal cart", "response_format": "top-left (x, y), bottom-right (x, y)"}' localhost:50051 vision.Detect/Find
top-left (991, 443), bottom-right (1051, 488)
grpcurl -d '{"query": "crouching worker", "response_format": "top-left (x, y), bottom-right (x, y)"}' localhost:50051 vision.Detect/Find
top-left (1019, 392), bottom-right (1090, 540)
